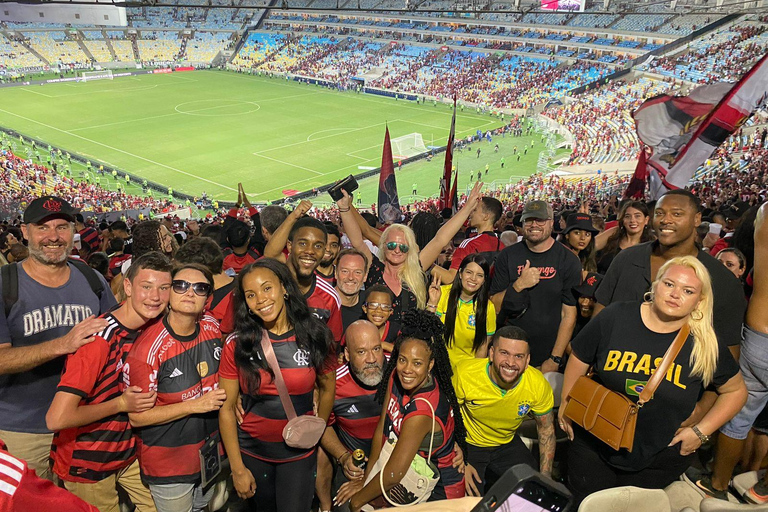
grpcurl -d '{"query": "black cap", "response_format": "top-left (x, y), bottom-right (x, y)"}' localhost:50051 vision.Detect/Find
top-left (23, 196), bottom-right (78, 224)
top-left (574, 272), bottom-right (603, 298)
top-left (562, 213), bottom-right (598, 235)
top-left (722, 201), bottom-right (749, 220)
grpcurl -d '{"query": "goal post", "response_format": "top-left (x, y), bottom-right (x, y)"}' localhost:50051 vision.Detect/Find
top-left (391, 133), bottom-right (428, 160)
top-left (80, 70), bottom-right (113, 82)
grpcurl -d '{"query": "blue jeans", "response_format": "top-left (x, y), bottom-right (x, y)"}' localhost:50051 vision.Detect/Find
top-left (149, 482), bottom-right (214, 512)
top-left (720, 325), bottom-right (768, 440)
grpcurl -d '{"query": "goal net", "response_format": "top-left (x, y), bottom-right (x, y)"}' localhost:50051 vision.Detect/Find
top-left (80, 70), bottom-right (113, 82)
top-left (391, 133), bottom-right (428, 160)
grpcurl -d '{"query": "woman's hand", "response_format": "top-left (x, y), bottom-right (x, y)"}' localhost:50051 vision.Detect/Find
top-left (669, 426), bottom-right (703, 456)
top-left (452, 443), bottom-right (465, 473)
top-left (337, 189), bottom-right (353, 211)
top-left (427, 275), bottom-right (442, 309)
top-left (232, 466), bottom-right (256, 500)
top-left (558, 405), bottom-right (574, 441)
top-left (335, 478), bottom-right (364, 507)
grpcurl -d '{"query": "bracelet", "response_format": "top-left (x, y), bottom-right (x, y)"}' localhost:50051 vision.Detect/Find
top-left (337, 451), bottom-right (352, 465)
top-left (426, 304), bottom-right (437, 309)
top-left (338, 207), bottom-right (350, 212)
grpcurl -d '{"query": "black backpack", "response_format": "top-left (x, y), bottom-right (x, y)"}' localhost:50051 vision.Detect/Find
top-left (2, 259), bottom-right (104, 317)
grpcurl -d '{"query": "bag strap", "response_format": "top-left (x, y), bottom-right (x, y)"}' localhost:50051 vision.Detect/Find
top-left (259, 328), bottom-right (297, 420)
top-left (69, 259), bottom-right (104, 299)
top-left (638, 324), bottom-right (690, 406)
top-left (378, 396), bottom-right (437, 507)
top-left (1, 263), bottom-right (18, 318)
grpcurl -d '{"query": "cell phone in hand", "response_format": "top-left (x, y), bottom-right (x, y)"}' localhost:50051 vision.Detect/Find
top-left (471, 465), bottom-right (572, 512)
top-left (328, 175), bottom-right (359, 202)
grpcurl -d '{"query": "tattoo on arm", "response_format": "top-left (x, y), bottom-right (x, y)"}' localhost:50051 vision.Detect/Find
top-left (534, 411), bottom-right (556, 476)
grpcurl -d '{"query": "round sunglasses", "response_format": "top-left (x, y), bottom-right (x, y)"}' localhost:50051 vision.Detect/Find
top-left (172, 279), bottom-right (212, 297)
top-left (385, 242), bottom-right (409, 253)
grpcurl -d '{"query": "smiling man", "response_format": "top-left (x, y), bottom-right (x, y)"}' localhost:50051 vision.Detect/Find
top-left (453, 326), bottom-right (555, 496)
top-left (0, 196), bottom-right (116, 479)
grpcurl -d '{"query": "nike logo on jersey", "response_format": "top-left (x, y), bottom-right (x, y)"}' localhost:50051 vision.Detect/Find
top-left (169, 368), bottom-right (183, 378)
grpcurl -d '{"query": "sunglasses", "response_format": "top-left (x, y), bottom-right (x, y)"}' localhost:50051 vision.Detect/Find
top-left (365, 302), bottom-right (393, 312)
top-left (172, 280), bottom-right (211, 297)
top-left (385, 242), bottom-right (410, 253)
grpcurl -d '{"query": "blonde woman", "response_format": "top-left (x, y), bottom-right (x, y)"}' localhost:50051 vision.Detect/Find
top-left (558, 256), bottom-right (746, 504)
top-left (336, 183), bottom-right (482, 322)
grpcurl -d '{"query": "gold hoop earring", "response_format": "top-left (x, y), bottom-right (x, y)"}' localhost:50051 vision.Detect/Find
top-left (691, 309), bottom-right (704, 321)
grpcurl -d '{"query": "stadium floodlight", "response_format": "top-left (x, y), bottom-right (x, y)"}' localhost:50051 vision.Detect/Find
top-left (80, 70), bottom-right (114, 82)
top-left (391, 132), bottom-right (428, 160)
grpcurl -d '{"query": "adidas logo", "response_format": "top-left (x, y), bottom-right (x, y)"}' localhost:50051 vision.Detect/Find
top-left (169, 368), bottom-right (183, 378)
top-left (347, 405), bottom-right (359, 414)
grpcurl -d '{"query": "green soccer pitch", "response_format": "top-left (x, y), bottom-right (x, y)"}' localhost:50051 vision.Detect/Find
top-left (0, 69), bottom-right (562, 204)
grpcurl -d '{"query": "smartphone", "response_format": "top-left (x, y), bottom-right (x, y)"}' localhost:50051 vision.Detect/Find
top-left (328, 175), bottom-right (359, 202)
top-left (471, 465), bottom-right (572, 512)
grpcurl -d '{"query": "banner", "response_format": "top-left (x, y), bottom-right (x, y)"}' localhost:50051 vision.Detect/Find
top-left (448, 166), bottom-right (458, 215)
top-left (440, 97), bottom-right (457, 210)
top-left (632, 53), bottom-right (768, 199)
top-left (377, 126), bottom-right (402, 224)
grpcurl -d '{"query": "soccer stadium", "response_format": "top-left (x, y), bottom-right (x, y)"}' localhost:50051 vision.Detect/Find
top-left (0, 0), bottom-right (768, 511)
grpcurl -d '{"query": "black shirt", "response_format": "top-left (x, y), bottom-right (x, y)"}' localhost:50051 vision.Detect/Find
top-left (341, 302), bottom-right (364, 332)
top-left (572, 301), bottom-right (739, 471)
top-left (365, 259), bottom-right (420, 324)
top-left (594, 242), bottom-right (746, 347)
top-left (489, 240), bottom-right (582, 366)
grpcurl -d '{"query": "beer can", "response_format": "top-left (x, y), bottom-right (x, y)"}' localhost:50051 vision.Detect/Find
top-left (352, 449), bottom-right (366, 468)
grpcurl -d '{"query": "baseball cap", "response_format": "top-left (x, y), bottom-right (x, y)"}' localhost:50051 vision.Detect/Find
top-left (23, 196), bottom-right (78, 224)
top-left (520, 200), bottom-right (553, 222)
top-left (563, 213), bottom-right (599, 235)
top-left (574, 272), bottom-right (603, 298)
top-left (722, 201), bottom-right (749, 220)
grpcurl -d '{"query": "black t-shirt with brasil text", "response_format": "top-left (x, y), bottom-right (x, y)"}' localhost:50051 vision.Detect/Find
top-left (490, 240), bottom-right (581, 366)
top-left (572, 301), bottom-right (739, 471)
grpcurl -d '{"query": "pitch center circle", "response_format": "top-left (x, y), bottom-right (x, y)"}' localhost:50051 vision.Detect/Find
top-left (174, 99), bottom-right (261, 117)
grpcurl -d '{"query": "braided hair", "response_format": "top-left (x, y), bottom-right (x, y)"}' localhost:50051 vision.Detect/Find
top-left (375, 309), bottom-right (467, 452)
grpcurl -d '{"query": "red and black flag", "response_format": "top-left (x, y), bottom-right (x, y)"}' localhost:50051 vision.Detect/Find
top-left (440, 96), bottom-right (457, 210)
top-left (378, 125), bottom-right (403, 224)
top-left (448, 166), bottom-right (459, 215)
top-left (631, 53), bottom-right (768, 199)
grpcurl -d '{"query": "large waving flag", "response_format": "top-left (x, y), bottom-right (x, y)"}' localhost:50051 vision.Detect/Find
top-left (440, 97), bottom-right (457, 210)
top-left (448, 166), bottom-right (459, 215)
top-left (378, 126), bottom-right (403, 224)
top-left (630, 53), bottom-right (768, 199)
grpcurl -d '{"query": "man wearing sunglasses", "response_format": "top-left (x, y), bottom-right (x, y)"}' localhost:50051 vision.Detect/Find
top-left (124, 262), bottom-right (224, 512)
top-left (490, 200), bottom-right (581, 375)
top-left (46, 252), bottom-right (173, 512)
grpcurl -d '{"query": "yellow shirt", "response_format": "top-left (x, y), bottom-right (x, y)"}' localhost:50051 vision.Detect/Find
top-left (453, 358), bottom-right (553, 447)
top-left (436, 285), bottom-right (496, 366)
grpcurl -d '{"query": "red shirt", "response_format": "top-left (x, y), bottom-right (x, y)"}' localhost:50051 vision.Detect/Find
top-left (223, 249), bottom-right (260, 275)
top-left (0, 440), bottom-right (98, 512)
top-left (53, 313), bottom-right (140, 483)
top-left (305, 274), bottom-right (344, 343)
top-left (450, 232), bottom-right (503, 270)
top-left (329, 362), bottom-right (386, 454)
top-left (123, 316), bottom-right (222, 484)
top-left (206, 281), bottom-right (236, 335)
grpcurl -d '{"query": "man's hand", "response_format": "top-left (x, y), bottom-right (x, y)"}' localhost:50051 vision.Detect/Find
top-left (192, 388), bottom-right (227, 414)
top-left (235, 182), bottom-right (243, 208)
top-left (335, 478), bottom-right (364, 506)
top-left (340, 451), bottom-right (365, 480)
top-left (292, 200), bottom-right (312, 220)
top-left (513, 260), bottom-right (540, 292)
top-left (540, 359), bottom-right (559, 375)
top-left (241, 184), bottom-right (253, 208)
top-left (464, 464), bottom-right (482, 496)
top-left (56, 316), bottom-right (110, 356)
top-left (336, 189), bottom-right (353, 211)
top-left (463, 182), bottom-right (483, 213)
top-left (702, 232), bottom-right (719, 249)
top-left (119, 386), bottom-right (157, 413)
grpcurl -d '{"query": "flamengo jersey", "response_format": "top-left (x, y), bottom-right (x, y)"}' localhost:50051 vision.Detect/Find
top-left (123, 315), bottom-right (222, 484)
top-left (306, 274), bottom-right (343, 343)
top-left (53, 313), bottom-right (140, 483)
top-left (450, 232), bottom-right (503, 270)
top-left (206, 280), bottom-right (235, 335)
top-left (219, 330), bottom-right (333, 463)
top-left (330, 363), bottom-right (382, 454)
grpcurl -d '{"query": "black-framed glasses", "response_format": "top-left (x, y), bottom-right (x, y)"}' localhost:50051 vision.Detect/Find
top-left (172, 280), bottom-right (211, 297)
top-left (385, 242), bottom-right (410, 253)
top-left (365, 302), bottom-right (393, 312)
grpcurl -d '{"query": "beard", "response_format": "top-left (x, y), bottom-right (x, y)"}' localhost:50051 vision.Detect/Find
top-left (28, 239), bottom-right (73, 265)
top-left (351, 360), bottom-right (384, 387)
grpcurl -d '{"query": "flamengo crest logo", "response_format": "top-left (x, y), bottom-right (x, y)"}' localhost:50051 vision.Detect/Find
top-left (293, 348), bottom-right (310, 366)
top-left (43, 199), bottom-right (62, 212)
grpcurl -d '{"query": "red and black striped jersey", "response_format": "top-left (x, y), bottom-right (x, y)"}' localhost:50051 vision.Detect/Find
top-left (219, 330), bottom-right (333, 463)
top-left (329, 363), bottom-right (382, 454)
top-left (123, 315), bottom-right (222, 485)
top-left (52, 313), bottom-right (139, 483)
top-left (206, 280), bottom-right (235, 336)
top-left (305, 274), bottom-right (343, 343)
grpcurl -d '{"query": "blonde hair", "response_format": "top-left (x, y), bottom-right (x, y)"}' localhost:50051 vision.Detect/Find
top-left (378, 224), bottom-right (427, 309)
top-left (649, 256), bottom-right (718, 386)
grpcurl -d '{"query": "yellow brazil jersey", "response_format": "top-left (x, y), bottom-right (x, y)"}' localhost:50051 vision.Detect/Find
top-left (453, 358), bottom-right (553, 447)
top-left (436, 285), bottom-right (496, 366)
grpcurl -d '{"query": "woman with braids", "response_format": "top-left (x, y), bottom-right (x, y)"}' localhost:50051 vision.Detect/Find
top-left (429, 253), bottom-right (496, 368)
top-left (337, 309), bottom-right (467, 511)
top-left (595, 200), bottom-right (653, 274)
top-left (217, 259), bottom-right (335, 512)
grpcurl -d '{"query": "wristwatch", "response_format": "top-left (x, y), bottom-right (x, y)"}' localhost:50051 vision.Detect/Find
top-left (691, 425), bottom-right (711, 444)
top-left (549, 354), bottom-right (563, 365)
